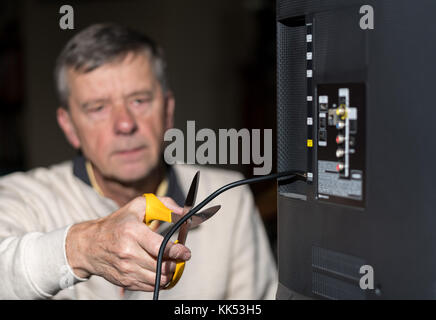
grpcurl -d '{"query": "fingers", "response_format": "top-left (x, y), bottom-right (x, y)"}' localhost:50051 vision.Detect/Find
top-left (136, 224), bottom-right (191, 261)
top-left (165, 241), bottom-right (191, 261)
top-left (125, 240), bottom-right (178, 273)
top-left (129, 195), bottom-right (183, 223)
top-left (114, 263), bottom-right (176, 291)
top-left (87, 195), bottom-right (192, 293)
top-left (158, 196), bottom-right (184, 215)
top-left (109, 240), bottom-right (181, 291)
top-left (107, 195), bottom-right (190, 292)
top-left (127, 196), bottom-right (148, 221)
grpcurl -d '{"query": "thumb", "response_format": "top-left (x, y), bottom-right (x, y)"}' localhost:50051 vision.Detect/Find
top-left (158, 196), bottom-right (184, 215)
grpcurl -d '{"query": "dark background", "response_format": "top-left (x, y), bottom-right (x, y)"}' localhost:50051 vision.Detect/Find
top-left (0, 0), bottom-right (278, 255)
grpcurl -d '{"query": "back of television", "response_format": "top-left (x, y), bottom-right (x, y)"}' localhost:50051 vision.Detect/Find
top-left (276, 0), bottom-right (436, 299)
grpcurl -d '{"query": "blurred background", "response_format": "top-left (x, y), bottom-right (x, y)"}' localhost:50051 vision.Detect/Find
top-left (0, 0), bottom-right (278, 256)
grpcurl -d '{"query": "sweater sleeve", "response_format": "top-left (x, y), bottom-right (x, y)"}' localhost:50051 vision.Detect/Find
top-left (0, 185), bottom-right (87, 299)
top-left (226, 185), bottom-right (278, 300)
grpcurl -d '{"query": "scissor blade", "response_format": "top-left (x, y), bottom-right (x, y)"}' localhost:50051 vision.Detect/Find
top-left (183, 171), bottom-right (199, 211)
top-left (171, 205), bottom-right (221, 229)
top-left (178, 171), bottom-right (200, 244)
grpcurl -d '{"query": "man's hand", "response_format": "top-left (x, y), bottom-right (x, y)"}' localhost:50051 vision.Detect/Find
top-left (65, 196), bottom-right (191, 291)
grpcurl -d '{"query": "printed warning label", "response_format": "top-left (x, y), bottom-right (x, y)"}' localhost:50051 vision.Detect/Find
top-left (318, 160), bottom-right (362, 200)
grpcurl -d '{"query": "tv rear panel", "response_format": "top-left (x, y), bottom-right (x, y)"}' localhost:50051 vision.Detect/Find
top-left (276, 0), bottom-right (436, 299)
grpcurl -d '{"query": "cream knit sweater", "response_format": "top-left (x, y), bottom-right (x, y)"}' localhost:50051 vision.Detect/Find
top-left (0, 161), bottom-right (277, 299)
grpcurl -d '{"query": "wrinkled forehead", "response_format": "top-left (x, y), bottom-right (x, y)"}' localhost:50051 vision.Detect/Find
top-left (66, 52), bottom-right (160, 105)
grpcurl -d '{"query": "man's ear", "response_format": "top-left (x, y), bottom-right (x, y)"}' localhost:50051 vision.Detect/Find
top-left (164, 91), bottom-right (175, 131)
top-left (57, 107), bottom-right (81, 149)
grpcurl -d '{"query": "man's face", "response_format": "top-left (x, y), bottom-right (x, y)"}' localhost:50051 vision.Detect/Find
top-left (58, 52), bottom-right (174, 183)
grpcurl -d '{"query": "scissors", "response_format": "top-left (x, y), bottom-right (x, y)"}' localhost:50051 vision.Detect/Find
top-left (143, 171), bottom-right (220, 289)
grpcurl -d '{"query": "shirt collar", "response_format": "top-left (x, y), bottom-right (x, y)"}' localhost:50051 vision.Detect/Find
top-left (72, 155), bottom-right (185, 206)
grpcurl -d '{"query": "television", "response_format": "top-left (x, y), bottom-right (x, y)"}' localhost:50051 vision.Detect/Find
top-left (276, 0), bottom-right (436, 299)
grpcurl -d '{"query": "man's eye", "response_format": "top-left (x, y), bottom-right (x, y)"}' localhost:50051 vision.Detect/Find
top-left (132, 98), bottom-right (151, 106)
top-left (89, 105), bottom-right (104, 112)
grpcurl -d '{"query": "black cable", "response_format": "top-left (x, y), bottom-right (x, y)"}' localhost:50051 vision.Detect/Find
top-left (153, 170), bottom-right (307, 300)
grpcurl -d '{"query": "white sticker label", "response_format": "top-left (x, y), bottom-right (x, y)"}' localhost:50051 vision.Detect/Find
top-left (307, 117), bottom-right (313, 125)
top-left (307, 96), bottom-right (313, 101)
top-left (307, 70), bottom-right (313, 78)
top-left (307, 52), bottom-right (313, 60)
top-left (352, 172), bottom-right (362, 180)
top-left (339, 88), bottom-right (349, 97)
top-left (306, 34), bottom-right (312, 42)
top-left (348, 107), bottom-right (358, 120)
top-left (319, 95), bottom-right (328, 104)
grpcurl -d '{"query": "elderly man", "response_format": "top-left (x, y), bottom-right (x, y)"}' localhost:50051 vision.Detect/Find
top-left (0, 23), bottom-right (277, 299)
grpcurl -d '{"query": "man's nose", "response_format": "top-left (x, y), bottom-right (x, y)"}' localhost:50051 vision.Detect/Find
top-left (113, 105), bottom-right (138, 135)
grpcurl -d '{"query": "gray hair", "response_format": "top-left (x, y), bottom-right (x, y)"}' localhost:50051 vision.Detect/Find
top-left (54, 23), bottom-right (169, 108)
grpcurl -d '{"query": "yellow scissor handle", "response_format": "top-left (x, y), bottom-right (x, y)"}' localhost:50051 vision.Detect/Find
top-left (142, 193), bottom-right (186, 289)
top-left (143, 193), bottom-right (172, 226)
top-left (164, 240), bottom-right (186, 289)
